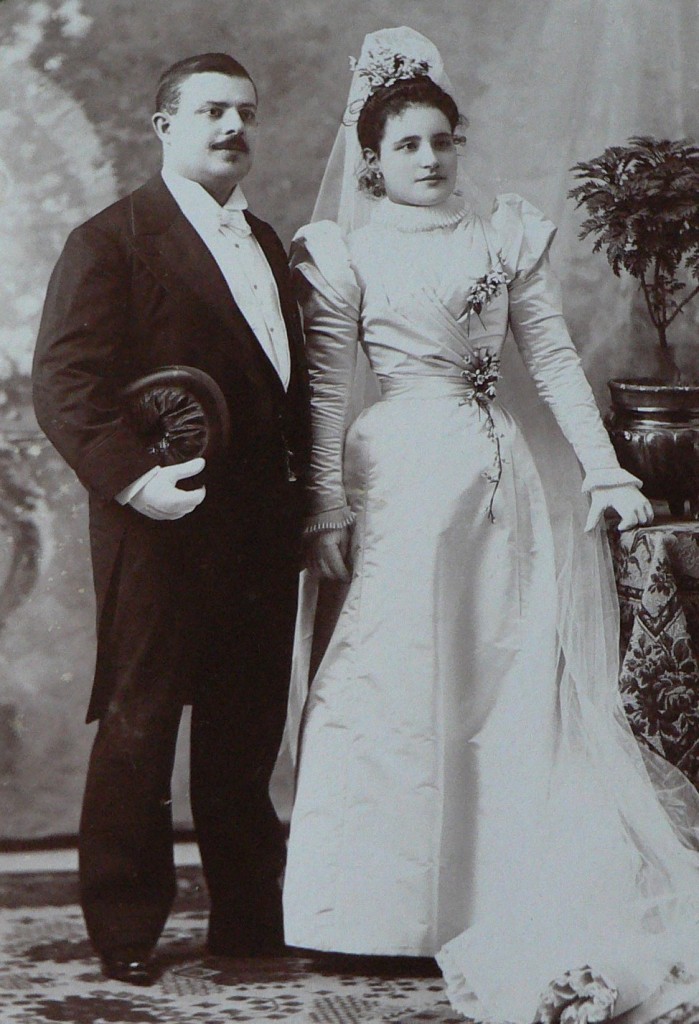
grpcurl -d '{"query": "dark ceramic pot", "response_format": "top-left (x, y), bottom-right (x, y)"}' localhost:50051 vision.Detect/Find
top-left (605, 378), bottom-right (699, 516)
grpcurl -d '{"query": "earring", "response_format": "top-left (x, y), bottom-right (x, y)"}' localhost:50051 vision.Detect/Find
top-left (358, 165), bottom-right (386, 198)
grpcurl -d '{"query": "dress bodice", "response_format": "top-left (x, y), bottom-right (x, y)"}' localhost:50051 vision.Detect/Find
top-left (290, 193), bottom-right (639, 521)
top-left (346, 200), bottom-right (511, 387)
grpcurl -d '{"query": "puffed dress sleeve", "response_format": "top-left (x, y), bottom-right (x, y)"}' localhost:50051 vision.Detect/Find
top-left (289, 221), bottom-right (362, 532)
top-left (493, 194), bottom-right (640, 493)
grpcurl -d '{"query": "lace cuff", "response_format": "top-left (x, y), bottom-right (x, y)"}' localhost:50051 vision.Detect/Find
top-left (582, 468), bottom-right (642, 493)
top-left (304, 505), bottom-right (356, 535)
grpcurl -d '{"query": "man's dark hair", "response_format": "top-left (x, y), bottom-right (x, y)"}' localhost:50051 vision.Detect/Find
top-left (155, 52), bottom-right (256, 114)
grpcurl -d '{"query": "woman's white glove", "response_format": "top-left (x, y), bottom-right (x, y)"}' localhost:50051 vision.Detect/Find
top-left (306, 525), bottom-right (352, 581)
top-left (129, 457), bottom-right (206, 520)
top-left (585, 484), bottom-right (654, 533)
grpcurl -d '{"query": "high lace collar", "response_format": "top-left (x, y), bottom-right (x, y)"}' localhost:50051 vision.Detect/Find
top-left (370, 193), bottom-right (471, 232)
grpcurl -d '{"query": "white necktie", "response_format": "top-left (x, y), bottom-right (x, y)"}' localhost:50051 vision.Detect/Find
top-left (218, 208), bottom-right (251, 237)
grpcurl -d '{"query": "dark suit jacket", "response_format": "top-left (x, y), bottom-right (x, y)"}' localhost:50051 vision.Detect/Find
top-left (33, 173), bottom-right (310, 720)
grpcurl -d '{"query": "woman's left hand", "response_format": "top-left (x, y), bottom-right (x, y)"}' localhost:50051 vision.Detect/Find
top-left (585, 485), bottom-right (654, 533)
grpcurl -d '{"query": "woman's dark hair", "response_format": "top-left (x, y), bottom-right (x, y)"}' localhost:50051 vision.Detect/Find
top-left (355, 75), bottom-right (466, 196)
top-left (356, 75), bottom-right (465, 154)
top-left (155, 52), bottom-right (256, 114)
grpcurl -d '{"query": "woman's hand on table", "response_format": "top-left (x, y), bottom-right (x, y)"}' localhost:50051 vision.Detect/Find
top-left (585, 485), bottom-right (654, 533)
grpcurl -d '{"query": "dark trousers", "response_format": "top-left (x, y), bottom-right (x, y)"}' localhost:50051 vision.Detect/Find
top-left (78, 512), bottom-right (299, 959)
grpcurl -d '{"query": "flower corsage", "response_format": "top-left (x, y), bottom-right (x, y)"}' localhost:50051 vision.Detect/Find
top-left (460, 347), bottom-right (503, 522)
top-left (344, 47), bottom-right (432, 123)
top-left (462, 260), bottom-right (510, 334)
top-left (535, 966), bottom-right (619, 1024)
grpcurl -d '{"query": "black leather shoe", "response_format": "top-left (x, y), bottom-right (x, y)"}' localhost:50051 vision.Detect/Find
top-left (101, 955), bottom-right (155, 986)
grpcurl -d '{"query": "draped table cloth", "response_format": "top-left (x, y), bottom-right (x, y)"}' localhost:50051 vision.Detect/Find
top-left (609, 518), bottom-right (699, 789)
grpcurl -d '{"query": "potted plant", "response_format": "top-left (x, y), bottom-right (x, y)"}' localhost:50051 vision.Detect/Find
top-left (568, 135), bottom-right (699, 515)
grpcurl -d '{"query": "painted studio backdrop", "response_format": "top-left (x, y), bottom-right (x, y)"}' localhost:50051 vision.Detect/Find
top-left (1, 0), bottom-right (698, 841)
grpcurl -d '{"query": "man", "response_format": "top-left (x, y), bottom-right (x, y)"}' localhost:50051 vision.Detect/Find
top-left (32, 53), bottom-right (310, 985)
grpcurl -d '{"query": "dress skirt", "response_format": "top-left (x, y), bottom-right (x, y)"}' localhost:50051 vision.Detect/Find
top-left (283, 381), bottom-right (563, 955)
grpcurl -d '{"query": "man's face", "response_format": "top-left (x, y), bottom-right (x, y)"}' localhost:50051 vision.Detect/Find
top-left (153, 72), bottom-right (258, 201)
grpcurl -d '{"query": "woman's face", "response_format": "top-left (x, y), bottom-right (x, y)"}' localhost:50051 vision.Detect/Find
top-left (366, 103), bottom-right (458, 207)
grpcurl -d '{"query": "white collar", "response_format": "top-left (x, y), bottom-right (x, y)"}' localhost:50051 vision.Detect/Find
top-left (161, 167), bottom-right (249, 233)
top-left (370, 192), bottom-right (471, 232)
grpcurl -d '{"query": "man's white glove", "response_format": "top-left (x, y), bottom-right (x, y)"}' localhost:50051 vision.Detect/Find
top-left (128, 457), bottom-right (206, 520)
top-left (585, 484), bottom-right (654, 533)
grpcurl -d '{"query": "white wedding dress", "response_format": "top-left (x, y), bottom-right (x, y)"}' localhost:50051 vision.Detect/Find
top-left (282, 193), bottom-right (699, 1022)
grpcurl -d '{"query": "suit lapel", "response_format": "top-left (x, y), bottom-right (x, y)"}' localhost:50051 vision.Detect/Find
top-left (131, 176), bottom-right (285, 395)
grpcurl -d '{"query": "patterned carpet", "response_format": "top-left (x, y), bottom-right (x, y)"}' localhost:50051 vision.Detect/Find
top-left (4, 869), bottom-right (699, 1024)
top-left (0, 867), bottom-right (465, 1024)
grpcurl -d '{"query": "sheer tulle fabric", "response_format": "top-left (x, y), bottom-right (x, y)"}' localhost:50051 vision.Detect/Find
top-left (438, 364), bottom-right (699, 1019)
top-left (310, 27), bottom-right (483, 233)
top-left (307, 24), bottom-right (486, 436)
top-left (440, 258), bottom-right (699, 1019)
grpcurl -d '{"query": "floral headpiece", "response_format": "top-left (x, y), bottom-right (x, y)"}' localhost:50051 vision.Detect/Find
top-left (344, 43), bottom-right (432, 123)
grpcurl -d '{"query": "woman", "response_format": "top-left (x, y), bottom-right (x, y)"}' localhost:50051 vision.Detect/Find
top-left (283, 27), bottom-right (699, 1023)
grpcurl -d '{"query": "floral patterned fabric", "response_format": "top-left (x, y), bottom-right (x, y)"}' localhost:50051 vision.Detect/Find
top-left (610, 520), bottom-right (699, 788)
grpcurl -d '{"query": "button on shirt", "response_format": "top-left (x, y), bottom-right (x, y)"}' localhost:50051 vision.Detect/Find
top-left (162, 168), bottom-right (291, 390)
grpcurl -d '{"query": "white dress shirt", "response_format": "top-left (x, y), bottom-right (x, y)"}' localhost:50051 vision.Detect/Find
top-left (117, 170), bottom-right (291, 506)
top-left (162, 168), bottom-right (291, 388)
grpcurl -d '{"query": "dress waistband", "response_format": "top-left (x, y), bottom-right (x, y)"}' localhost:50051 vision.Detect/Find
top-left (379, 375), bottom-right (471, 400)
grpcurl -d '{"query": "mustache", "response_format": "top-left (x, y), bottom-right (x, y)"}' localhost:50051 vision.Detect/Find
top-left (211, 135), bottom-right (249, 153)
